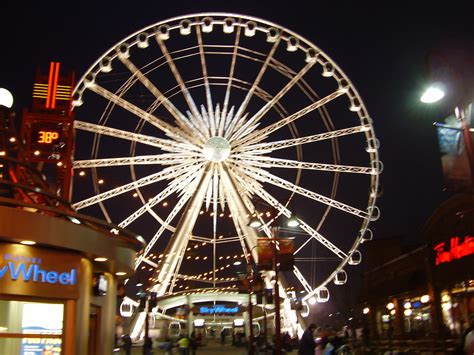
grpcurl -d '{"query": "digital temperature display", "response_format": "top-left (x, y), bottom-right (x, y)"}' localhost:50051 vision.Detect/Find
top-left (31, 125), bottom-right (62, 146)
top-left (37, 130), bottom-right (59, 144)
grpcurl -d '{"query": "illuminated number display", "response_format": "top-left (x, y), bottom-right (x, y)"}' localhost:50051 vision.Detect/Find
top-left (37, 131), bottom-right (59, 144)
top-left (31, 125), bottom-right (62, 146)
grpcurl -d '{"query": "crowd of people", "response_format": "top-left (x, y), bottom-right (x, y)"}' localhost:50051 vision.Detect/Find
top-left (162, 331), bottom-right (203, 355)
top-left (297, 314), bottom-right (474, 355)
top-left (117, 315), bottom-right (474, 354)
top-left (298, 323), bottom-right (351, 355)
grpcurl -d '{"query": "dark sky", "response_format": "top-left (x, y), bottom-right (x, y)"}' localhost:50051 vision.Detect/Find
top-left (1, 0), bottom-right (473, 317)
top-left (2, 0), bottom-right (471, 238)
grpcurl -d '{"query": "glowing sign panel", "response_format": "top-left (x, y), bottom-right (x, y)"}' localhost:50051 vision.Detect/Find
top-left (434, 236), bottom-right (474, 265)
top-left (0, 244), bottom-right (80, 299)
top-left (37, 130), bottom-right (59, 144)
top-left (32, 127), bottom-right (61, 145)
top-left (198, 305), bottom-right (239, 314)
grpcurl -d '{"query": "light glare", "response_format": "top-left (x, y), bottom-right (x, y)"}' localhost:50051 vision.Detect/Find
top-left (420, 86), bottom-right (444, 103)
top-left (0, 88), bottom-right (14, 108)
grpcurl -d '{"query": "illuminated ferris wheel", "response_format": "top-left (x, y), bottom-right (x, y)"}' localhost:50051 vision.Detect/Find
top-left (71, 13), bottom-right (381, 307)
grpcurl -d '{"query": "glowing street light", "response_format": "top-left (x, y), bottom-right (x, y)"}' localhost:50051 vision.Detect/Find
top-left (420, 295), bottom-right (430, 304)
top-left (286, 216), bottom-right (300, 228)
top-left (0, 88), bottom-right (14, 108)
top-left (420, 84), bottom-right (445, 103)
top-left (248, 216), bottom-right (262, 228)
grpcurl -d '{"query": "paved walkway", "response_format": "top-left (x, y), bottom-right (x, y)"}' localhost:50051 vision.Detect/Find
top-left (123, 338), bottom-right (249, 355)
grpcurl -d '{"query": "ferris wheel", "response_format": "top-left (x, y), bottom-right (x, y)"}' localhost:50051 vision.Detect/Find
top-left (71, 13), bottom-right (381, 307)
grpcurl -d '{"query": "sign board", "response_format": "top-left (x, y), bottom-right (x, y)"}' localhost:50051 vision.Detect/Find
top-left (193, 305), bottom-right (240, 315)
top-left (434, 235), bottom-right (474, 266)
top-left (257, 238), bottom-right (295, 271)
top-left (435, 103), bottom-right (474, 192)
top-left (0, 243), bottom-right (81, 299)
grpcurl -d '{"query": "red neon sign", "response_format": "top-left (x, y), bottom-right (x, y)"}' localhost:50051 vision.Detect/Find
top-left (434, 236), bottom-right (474, 266)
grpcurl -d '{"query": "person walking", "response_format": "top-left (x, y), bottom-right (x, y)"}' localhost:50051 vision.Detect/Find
top-left (298, 323), bottom-right (317, 355)
top-left (220, 328), bottom-right (226, 345)
top-left (455, 314), bottom-right (474, 354)
top-left (177, 335), bottom-right (191, 355)
top-left (190, 331), bottom-right (201, 355)
top-left (121, 333), bottom-right (132, 355)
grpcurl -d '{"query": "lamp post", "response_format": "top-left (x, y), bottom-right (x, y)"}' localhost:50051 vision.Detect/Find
top-left (272, 226), bottom-right (282, 355)
top-left (420, 52), bottom-right (474, 189)
top-left (137, 289), bottom-right (156, 355)
top-left (247, 262), bottom-right (255, 355)
top-left (249, 214), bottom-right (299, 355)
top-left (455, 106), bottom-right (474, 187)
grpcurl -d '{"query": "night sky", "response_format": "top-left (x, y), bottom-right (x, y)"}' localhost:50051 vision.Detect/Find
top-left (1, 0), bottom-right (473, 320)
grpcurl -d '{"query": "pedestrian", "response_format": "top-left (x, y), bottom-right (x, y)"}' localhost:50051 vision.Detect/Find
top-left (190, 331), bottom-right (201, 355)
top-left (144, 336), bottom-right (153, 355)
top-left (160, 336), bottom-right (174, 355)
top-left (121, 333), bottom-right (132, 355)
top-left (177, 335), bottom-right (190, 355)
top-left (455, 314), bottom-right (474, 354)
top-left (298, 323), bottom-right (317, 355)
top-left (220, 328), bottom-right (226, 345)
top-left (362, 324), bottom-right (370, 350)
top-left (282, 332), bottom-right (293, 352)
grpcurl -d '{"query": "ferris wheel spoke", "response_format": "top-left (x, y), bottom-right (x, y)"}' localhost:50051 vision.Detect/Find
top-left (293, 266), bottom-right (313, 293)
top-left (296, 220), bottom-right (347, 259)
top-left (236, 124), bottom-right (371, 154)
top-left (241, 164), bottom-right (370, 219)
top-left (195, 24), bottom-right (215, 130)
top-left (73, 153), bottom-right (200, 169)
top-left (235, 168), bottom-right (347, 258)
top-left (229, 60), bottom-right (316, 143)
top-left (236, 156), bottom-right (376, 175)
top-left (229, 167), bottom-right (347, 258)
top-left (118, 183), bottom-right (178, 229)
top-left (150, 165), bottom-right (213, 295)
top-left (232, 36), bottom-right (282, 126)
top-left (155, 36), bottom-right (206, 135)
top-left (74, 120), bottom-right (198, 153)
top-left (219, 165), bottom-right (260, 259)
top-left (137, 183), bottom-right (198, 268)
top-left (86, 84), bottom-right (195, 144)
top-left (72, 163), bottom-right (193, 210)
top-left (224, 111), bottom-right (250, 141)
top-left (221, 25), bottom-right (242, 131)
top-left (117, 54), bottom-right (204, 144)
top-left (234, 88), bottom-right (347, 148)
top-left (118, 163), bottom-right (205, 228)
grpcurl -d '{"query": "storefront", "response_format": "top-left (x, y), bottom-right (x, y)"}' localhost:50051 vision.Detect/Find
top-left (361, 193), bottom-right (474, 343)
top-left (424, 192), bottom-right (474, 336)
top-left (0, 202), bottom-right (143, 354)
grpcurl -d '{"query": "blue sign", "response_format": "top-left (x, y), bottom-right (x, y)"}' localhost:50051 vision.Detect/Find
top-left (199, 305), bottom-right (239, 314)
top-left (0, 254), bottom-right (76, 285)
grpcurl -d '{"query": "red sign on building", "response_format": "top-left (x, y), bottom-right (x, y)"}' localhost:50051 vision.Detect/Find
top-left (434, 236), bottom-right (474, 266)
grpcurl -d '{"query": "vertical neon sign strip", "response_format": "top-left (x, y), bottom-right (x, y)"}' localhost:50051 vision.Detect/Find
top-left (51, 62), bottom-right (60, 109)
top-left (45, 62), bottom-right (55, 109)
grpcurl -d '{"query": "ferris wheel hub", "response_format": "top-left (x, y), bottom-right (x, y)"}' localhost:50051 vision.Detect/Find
top-left (202, 136), bottom-right (231, 162)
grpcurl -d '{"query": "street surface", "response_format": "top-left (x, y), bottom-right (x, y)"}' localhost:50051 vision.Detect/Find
top-left (123, 337), bottom-right (251, 355)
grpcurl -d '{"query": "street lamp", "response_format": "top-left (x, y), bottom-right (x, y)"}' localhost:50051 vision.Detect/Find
top-left (420, 56), bottom-right (474, 189)
top-left (0, 88), bottom-right (13, 109)
top-left (420, 84), bottom-right (445, 104)
top-left (248, 220), bottom-right (297, 355)
top-left (271, 226), bottom-right (283, 355)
